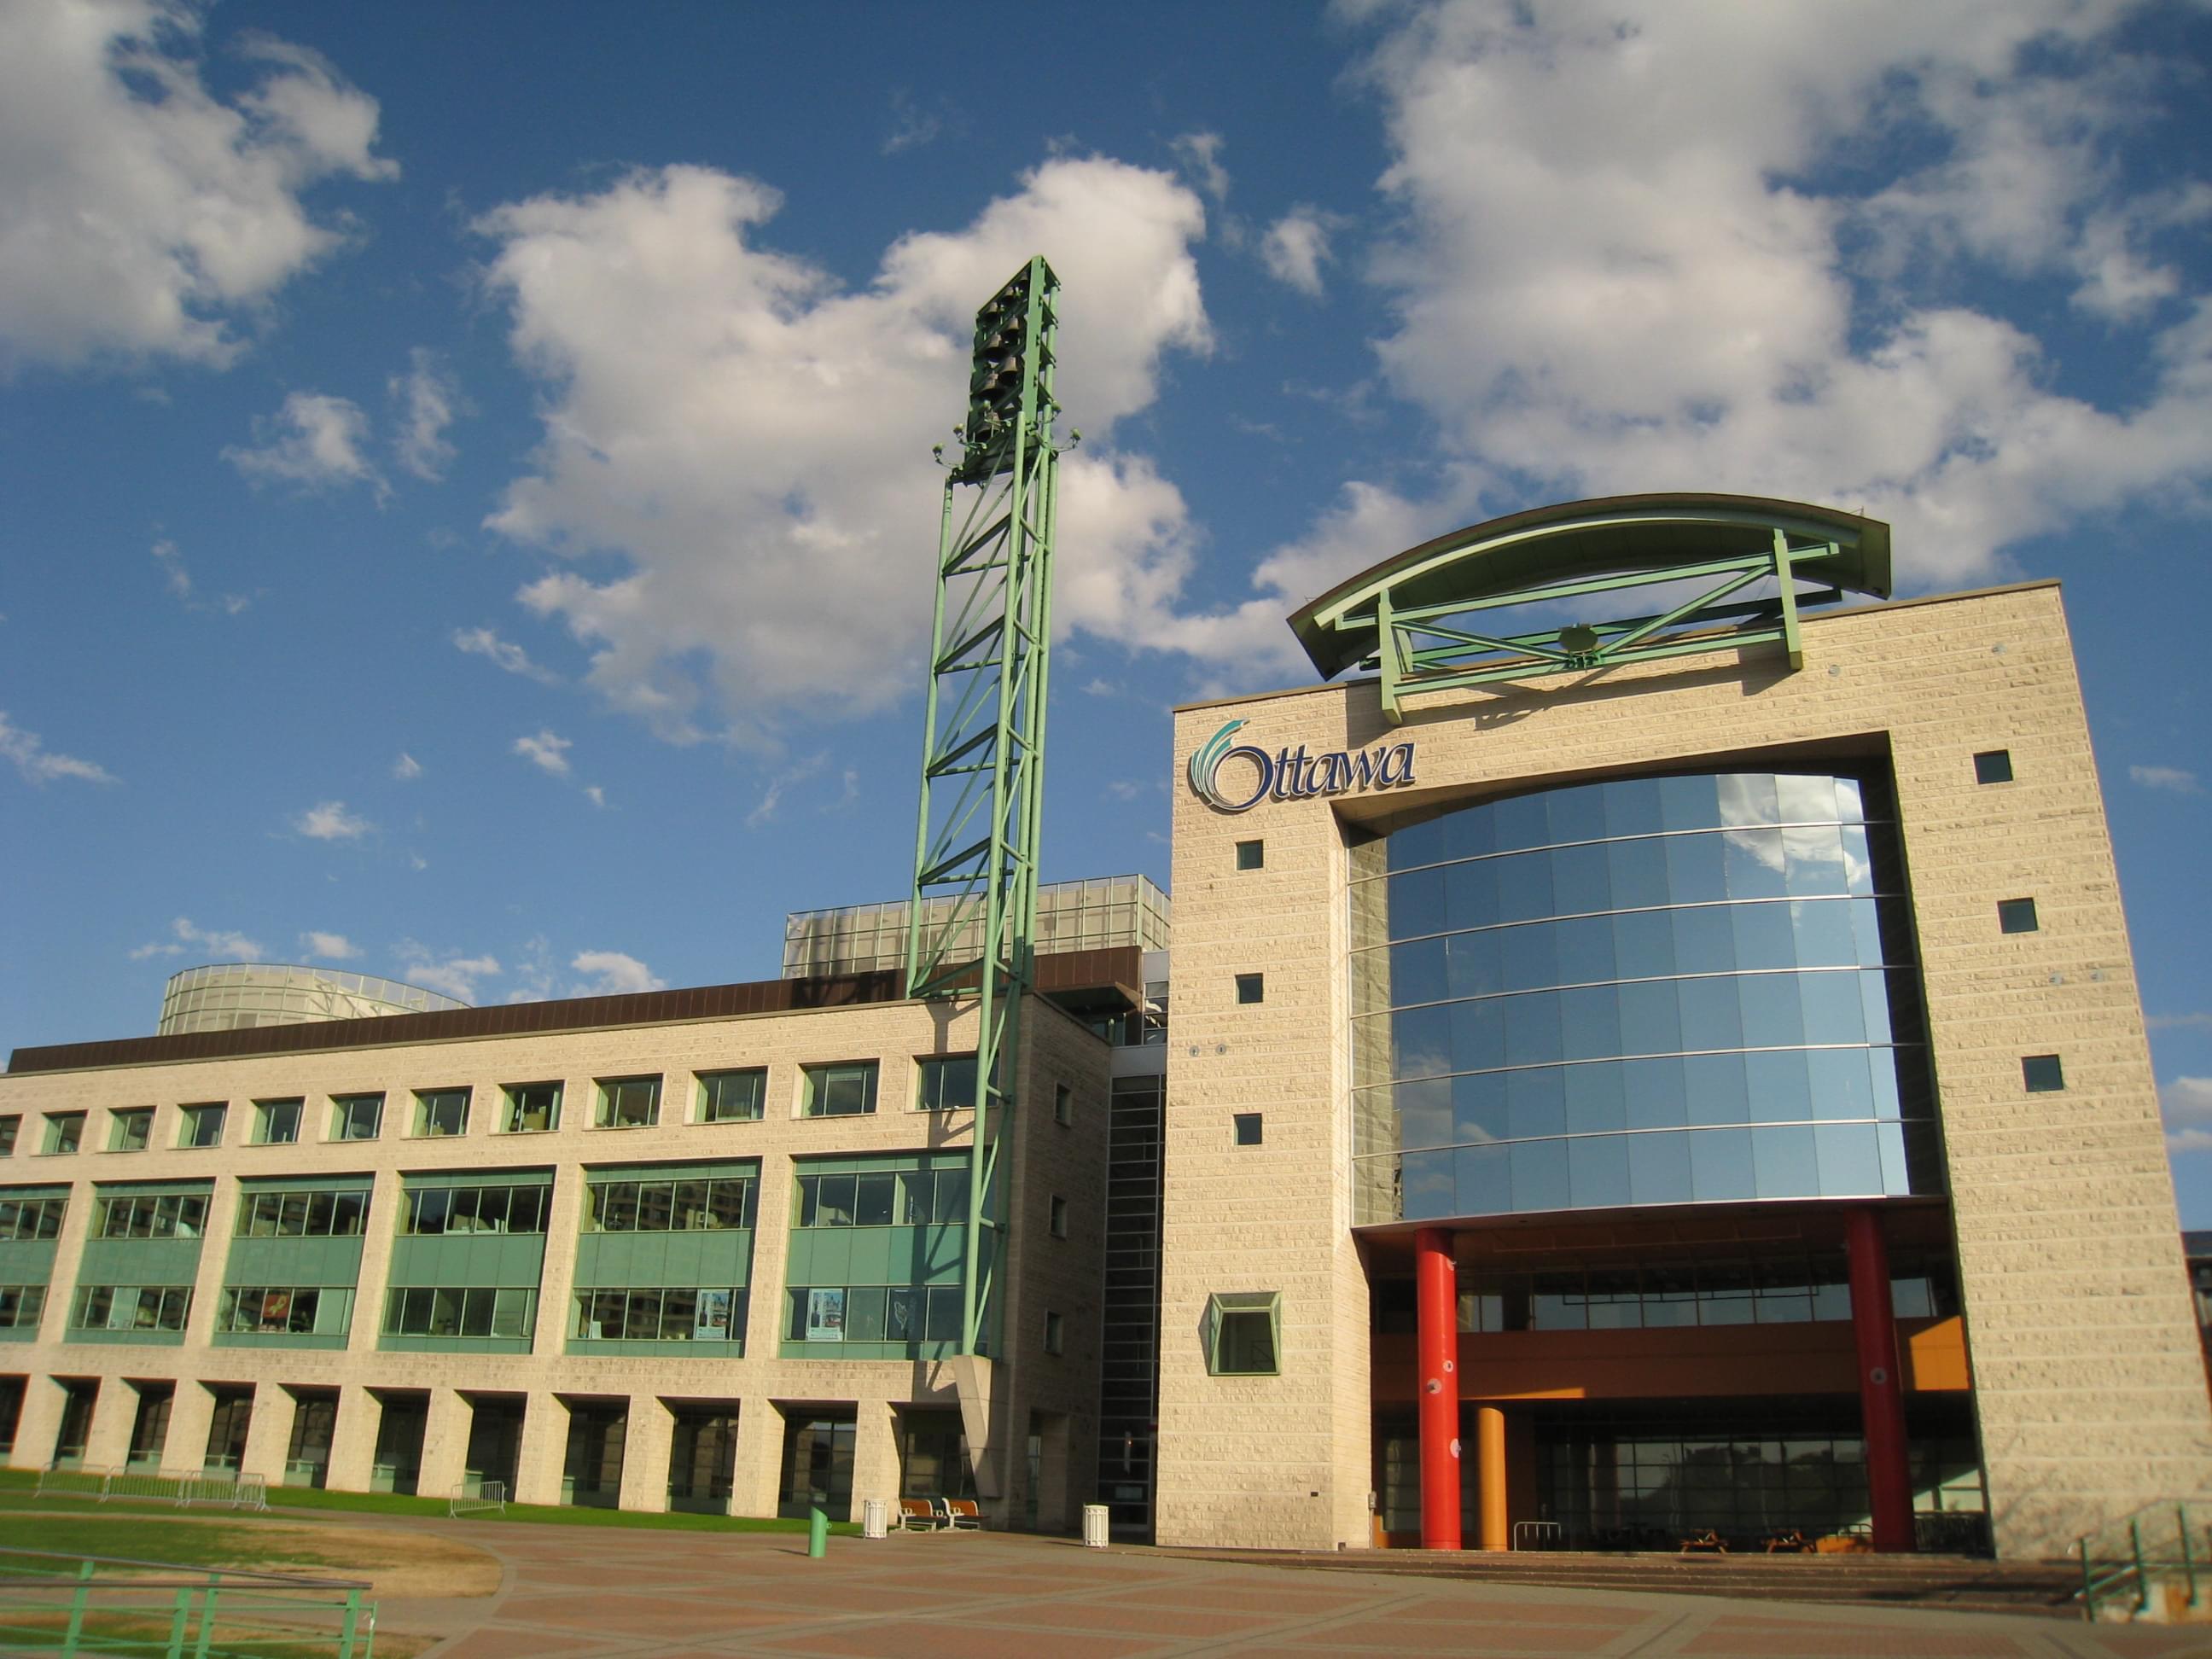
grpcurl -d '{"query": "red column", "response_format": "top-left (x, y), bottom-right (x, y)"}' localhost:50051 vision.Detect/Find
top-left (1845, 1206), bottom-right (1915, 1552)
top-left (1415, 1226), bottom-right (1462, 1550)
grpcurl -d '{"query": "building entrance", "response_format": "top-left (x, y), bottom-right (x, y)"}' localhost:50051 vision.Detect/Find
top-left (777, 1411), bottom-right (854, 1518)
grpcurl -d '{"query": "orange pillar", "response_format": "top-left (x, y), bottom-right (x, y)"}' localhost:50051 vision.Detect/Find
top-left (1845, 1206), bottom-right (1915, 1552)
top-left (1476, 1404), bottom-right (1507, 1551)
top-left (1414, 1227), bottom-right (1462, 1550)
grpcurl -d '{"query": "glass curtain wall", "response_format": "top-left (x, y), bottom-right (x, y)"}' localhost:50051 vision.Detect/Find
top-left (1352, 772), bottom-right (1941, 1224)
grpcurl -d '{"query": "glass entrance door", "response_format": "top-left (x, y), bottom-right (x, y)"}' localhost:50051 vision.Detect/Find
top-left (777, 1412), bottom-right (855, 1518)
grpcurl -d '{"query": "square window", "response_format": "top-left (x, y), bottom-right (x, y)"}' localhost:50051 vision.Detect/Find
top-left (1233, 1112), bottom-right (1263, 1146)
top-left (413, 1090), bottom-right (469, 1138)
top-left (330, 1095), bottom-right (382, 1142)
top-left (253, 1099), bottom-right (302, 1145)
top-left (1205, 1291), bottom-right (1281, 1375)
top-left (802, 1061), bottom-right (878, 1118)
top-left (108, 1109), bottom-right (154, 1153)
top-left (1235, 839), bottom-right (1265, 871)
top-left (0, 1117), bottom-right (17, 1157)
top-left (1044, 1310), bottom-right (1064, 1356)
top-left (917, 1055), bottom-right (978, 1113)
top-left (1054, 1082), bottom-right (1073, 1126)
top-left (1235, 972), bottom-right (1265, 1005)
top-left (697, 1068), bottom-right (765, 1123)
top-left (178, 1103), bottom-right (225, 1150)
top-left (1973, 750), bottom-right (2013, 784)
top-left (2023, 1054), bottom-right (2065, 1092)
top-left (1050, 1195), bottom-right (1068, 1238)
top-left (1997, 898), bottom-right (2039, 934)
top-left (42, 1113), bottom-right (84, 1156)
top-left (503, 1082), bottom-right (562, 1133)
top-left (597, 1075), bottom-right (661, 1128)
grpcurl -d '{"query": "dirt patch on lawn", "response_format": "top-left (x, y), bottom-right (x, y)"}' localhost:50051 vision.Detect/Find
top-left (236, 1524), bottom-right (503, 1599)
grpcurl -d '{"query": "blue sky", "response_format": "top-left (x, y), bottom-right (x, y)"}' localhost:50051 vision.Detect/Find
top-left (3, 1), bottom-right (2210, 1218)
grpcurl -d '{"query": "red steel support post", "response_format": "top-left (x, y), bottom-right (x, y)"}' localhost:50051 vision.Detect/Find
top-left (1845, 1206), bottom-right (1916, 1552)
top-left (1415, 1226), bottom-right (1462, 1550)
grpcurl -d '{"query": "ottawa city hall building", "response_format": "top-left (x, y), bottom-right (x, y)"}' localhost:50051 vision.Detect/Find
top-left (3, 495), bottom-right (2208, 1559)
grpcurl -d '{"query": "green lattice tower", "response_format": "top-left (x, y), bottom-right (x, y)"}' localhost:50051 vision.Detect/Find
top-left (905, 256), bottom-right (1061, 1356)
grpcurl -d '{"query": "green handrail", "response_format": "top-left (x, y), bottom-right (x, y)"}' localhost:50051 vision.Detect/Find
top-left (2075, 1497), bottom-right (2211, 1622)
top-left (0, 1545), bottom-right (375, 1656)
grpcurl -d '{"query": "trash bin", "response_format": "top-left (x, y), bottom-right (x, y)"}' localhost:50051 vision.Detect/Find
top-left (1082, 1504), bottom-right (1110, 1549)
top-left (862, 1498), bottom-right (889, 1539)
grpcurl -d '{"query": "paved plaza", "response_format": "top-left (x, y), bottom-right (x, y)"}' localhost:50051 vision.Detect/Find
top-left (376, 1527), bottom-right (2211, 1659)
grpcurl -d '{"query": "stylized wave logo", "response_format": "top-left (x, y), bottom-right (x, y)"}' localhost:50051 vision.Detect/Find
top-left (1186, 719), bottom-right (1249, 810)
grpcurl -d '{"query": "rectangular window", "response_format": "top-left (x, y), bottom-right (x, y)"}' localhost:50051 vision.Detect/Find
top-left (1044, 1310), bottom-right (1064, 1355)
top-left (381, 1285), bottom-right (535, 1340)
top-left (0, 1197), bottom-right (65, 1240)
top-left (1054, 1083), bottom-right (1072, 1126)
top-left (253, 1099), bottom-right (302, 1145)
top-left (1973, 749), bottom-right (2013, 784)
top-left (584, 1177), bottom-right (754, 1233)
top-left (1205, 1291), bottom-right (1281, 1375)
top-left (43, 1113), bottom-right (84, 1156)
top-left (503, 1083), bottom-right (562, 1134)
top-left (216, 1285), bottom-right (331, 1336)
top-left (572, 1285), bottom-right (743, 1342)
top-left (412, 1090), bottom-right (469, 1138)
top-left (802, 1061), bottom-right (877, 1118)
top-left (1233, 1112), bottom-right (1263, 1146)
top-left (96, 1193), bottom-right (207, 1240)
top-left (0, 1286), bottom-right (45, 1329)
top-left (2023, 1054), bottom-right (2065, 1092)
top-left (330, 1095), bottom-right (382, 1142)
top-left (178, 1103), bottom-right (225, 1149)
top-left (1997, 897), bottom-right (2039, 934)
top-left (1049, 1195), bottom-right (1068, 1238)
top-left (597, 1076), bottom-right (661, 1129)
top-left (108, 1109), bottom-right (154, 1153)
top-left (1235, 838), bottom-right (1265, 870)
top-left (0, 1117), bottom-right (16, 1157)
top-left (1235, 972), bottom-right (1265, 1005)
top-left (233, 1189), bottom-right (364, 1238)
top-left (697, 1069), bottom-right (765, 1123)
top-left (70, 1284), bottom-right (192, 1333)
top-left (917, 1055), bottom-right (978, 1113)
top-left (403, 1184), bottom-right (550, 1236)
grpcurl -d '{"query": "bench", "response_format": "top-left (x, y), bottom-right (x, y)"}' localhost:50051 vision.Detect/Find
top-left (1762, 1528), bottom-right (1812, 1554)
top-left (897, 1498), bottom-right (940, 1531)
top-left (449, 1480), bottom-right (507, 1517)
top-left (934, 1498), bottom-right (984, 1531)
top-left (1679, 1529), bottom-right (1729, 1554)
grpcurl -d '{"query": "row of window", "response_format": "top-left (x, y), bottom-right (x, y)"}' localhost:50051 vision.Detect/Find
top-left (783, 1283), bottom-right (967, 1344)
top-left (583, 1179), bottom-right (755, 1233)
top-left (401, 1185), bottom-right (552, 1237)
top-left (381, 1285), bottom-right (538, 1340)
top-left (215, 1285), bottom-right (351, 1336)
top-left (572, 1286), bottom-right (746, 1342)
top-left (0, 1286), bottom-right (44, 1328)
top-left (94, 1193), bottom-right (211, 1241)
top-left (72, 1284), bottom-right (192, 1333)
top-left (236, 1190), bottom-right (367, 1238)
top-left (7, 1057), bottom-right (997, 1162)
top-left (794, 1168), bottom-right (971, 1230)
top-left (0, 1197), bottom-right (66, 1241)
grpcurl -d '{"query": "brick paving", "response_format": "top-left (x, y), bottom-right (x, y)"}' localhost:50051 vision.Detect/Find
top-left (367, 1525), bottom-right (2212, 1658)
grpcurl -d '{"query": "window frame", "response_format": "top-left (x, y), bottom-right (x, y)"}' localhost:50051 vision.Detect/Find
top-left (1235, 972), bottom-right (1266, 1005)
top-left (1233, 1112), bottom-right (1264, 1146)
top-left (696, 1068), bottom-right (766, 1124)
top-left (1049, 1194), bottom-right (1068, 1238)
top-left (1044, 1309), bottom-right (1064, 1355)
top-left (1053, 1083), bottom-right (1073, 1126)
top-left (0, 1117), bottom-right (17, 1157)
top-left (1973, 749), bottom-right (2014, 784)
top-left (502, 1082), bottom-right (562, 1135)
top-left (1997, 897), bottom-right (2039, 934)
top-left (915, 1054), bottom-right (979, 1114)
top-left (178, 1103), bottom-right (226, 1150)
top-left (801, 1060), bottom-right (879, 1119)
top-left (108, 1109), bottom-right (154, 1153)
top-left (42, 1113), bottom-right (84, 1156)
top-left (596, 1075), bottom-right (662, 1130)
top-left (1204, 1290), bottom-right (1283, 1376)
top-left (329, 1095), bottom-right (383, 1143)
top-left (252, 1098), bottom-right (303, 1146)
top-left (2023, 1054), bottom-right (2065, 1092)
top-left (1235, 838), bottom-right (1265, 870)
top-left (411, 1089), bottom-right (470, 1139)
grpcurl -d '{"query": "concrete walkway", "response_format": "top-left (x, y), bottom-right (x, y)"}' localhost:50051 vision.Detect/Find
top-left (392, 1526), bottom-right (2209, 1659)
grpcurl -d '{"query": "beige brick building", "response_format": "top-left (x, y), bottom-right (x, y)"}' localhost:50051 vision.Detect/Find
top-left (1155, 496), bottom-right (2211, 1560)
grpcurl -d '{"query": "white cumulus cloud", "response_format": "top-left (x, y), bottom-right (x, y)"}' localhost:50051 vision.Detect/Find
top-left (293, 799), bottom-right (370, 840)
top-left (569, 950), bottom-right (666, 996)
top-left (453, 626), bottom-right (558, 684)
top-left (2130, 765), bottom-right (2202, 795)
top-left (394, 945), bottom-right (498, 1003)
top-left (0, 710), bottom-right (116, 785)
top-left (390, 346), bottom-right (460, 480)
top-left (224, 391), bottom-right (383, 496)
top-left (513, 730), bottom-right (572, 776)
top-left (474, 155), bottom-right (1213, 745)
top-left (1260, 207), bottom-right (1341, 297)
top-left (1335, 0), bottom-right (2212, 592)
top-left (0, 2), bottom-right (394, 371)
top-left (299, 930), bottom-right (359, 960)
top-left (2163, 1076), bottom-right (2212, 1155)
top-left (129, 916), bottom-right (263, 962)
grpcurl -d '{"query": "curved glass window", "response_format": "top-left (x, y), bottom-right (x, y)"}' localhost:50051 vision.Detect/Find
top-left (1352, 772), bottom-right (1939, 1225)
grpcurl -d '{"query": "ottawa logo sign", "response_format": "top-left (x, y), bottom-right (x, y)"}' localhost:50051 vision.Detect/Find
top-left (1186, 719), bottom-right (1417, 814)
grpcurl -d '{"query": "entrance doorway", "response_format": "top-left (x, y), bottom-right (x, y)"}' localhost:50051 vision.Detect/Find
top-left (126, 1382), bottom-right (173, 1470)
top-left (204, 1385), bottom-right (253, 1473)
top-left (53, 1379), bottom-right (98, 1468)
top-left (777, 1410), bottom-right (854, 1518)
top-left (463, 1395), bottom-right (524, 1498)
top-left (667, 1406), bottom-right (738, 1515)
top-left (562, 1400), bottom-right (627, 1508)
top-left (370, 1391), bottom-right (427, 1494)
top-left (285, 1389), bottom-right (338, 1487)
